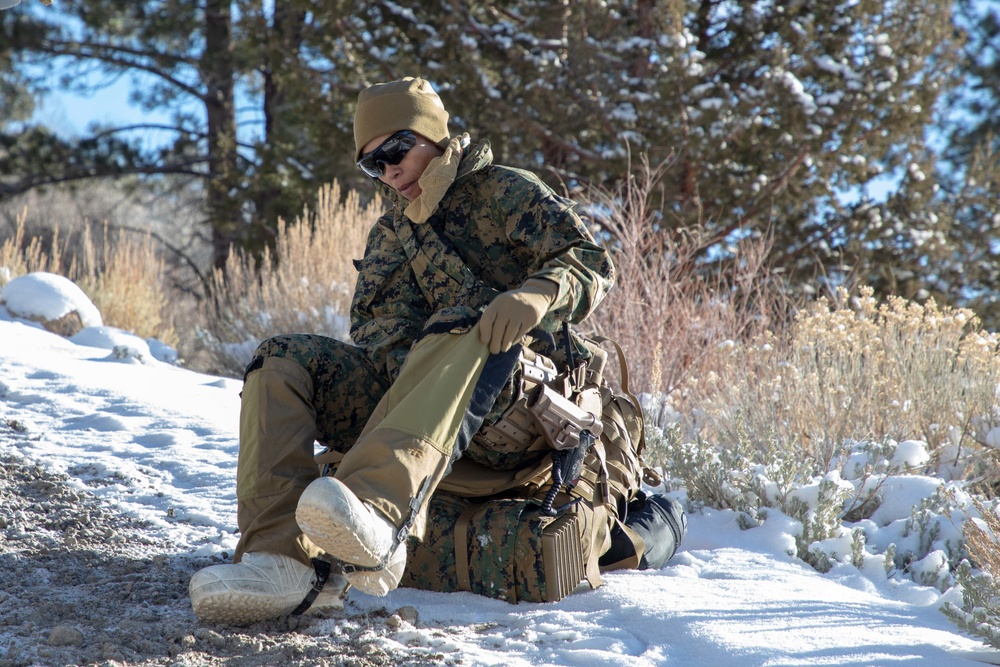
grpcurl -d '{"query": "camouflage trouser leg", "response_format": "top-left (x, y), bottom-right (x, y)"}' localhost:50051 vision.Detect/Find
top-left (233, 334), bottom-right (389, 566)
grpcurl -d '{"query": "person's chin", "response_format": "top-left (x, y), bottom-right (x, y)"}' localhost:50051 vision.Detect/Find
top-left (398, 182), bottom-right (421, 200)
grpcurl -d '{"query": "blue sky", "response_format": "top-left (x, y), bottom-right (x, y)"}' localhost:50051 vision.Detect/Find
top-left (32, 77), bottom-right (155, 136)
top-left (31, 66), bottom-right (268, 156)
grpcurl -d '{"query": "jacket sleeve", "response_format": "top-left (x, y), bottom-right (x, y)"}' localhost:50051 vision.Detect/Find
top-left (490, 169), bottom-right (616, 329)
top-left (349, 216), bottom-right (431, 381)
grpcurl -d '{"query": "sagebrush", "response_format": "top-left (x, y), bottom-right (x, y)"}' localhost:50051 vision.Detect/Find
top-left (944, 497), bottom-right (1000, 649)
top-left (196, 182), bottom-right (377, 376)
top-left (581, 155), bottom-right (791, 419)
top-left (686, 286), bottom-right (1000, 473)
top-left (0, 209), bottom-right (63, 283)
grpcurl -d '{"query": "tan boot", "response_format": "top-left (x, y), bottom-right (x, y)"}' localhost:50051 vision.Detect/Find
top-left (296, 477), bottom-right (396, 568)
top-left (296, 476), bottom-right (406, 596)
top-left (189, 552), bottom-right (347, 625)
top-left (346, 542), bottom-right (408, 597)
top-left (297, 426), bottom-right (454, 596)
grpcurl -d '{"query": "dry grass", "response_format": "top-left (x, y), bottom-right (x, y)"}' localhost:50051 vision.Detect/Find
top-left (0, 209), bottom-right (64, 283)
top-left (1, 211), bottom-right (178, 347)
top-left (197, 182), bottom-right (379, 376)
top-left (73, 222), bottom-right (178, 347)
top-left (697, 286), bottom-right (1000, 473)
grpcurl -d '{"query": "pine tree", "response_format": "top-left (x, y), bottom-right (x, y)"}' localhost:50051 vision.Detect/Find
top-left (0, 0), bottom-right (367, 271)
top-left (3, 0), bottom-right (987, 317)
top-left (326, 0), bottom-right (963, 303)
top-left (930, 0), bottom-right (1000, 327)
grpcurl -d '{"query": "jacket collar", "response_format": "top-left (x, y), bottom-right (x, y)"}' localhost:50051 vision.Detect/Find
top-left (372, 138), bottom-right (494, 212)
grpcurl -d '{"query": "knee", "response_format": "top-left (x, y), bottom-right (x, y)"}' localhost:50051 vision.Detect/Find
top-left (637, 494), bottom-right (687, 569)
top-left (243, 335), bottom-right (311, 384)
top-left (252, 335), bottom-right (302, 361)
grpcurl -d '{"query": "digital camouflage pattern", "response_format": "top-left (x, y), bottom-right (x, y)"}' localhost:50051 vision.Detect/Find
top-left (462, 499), bottom-right (525, 601)
top-left (350, 139), bottom-right (615, 386)
top-left (401, 495), bottom-right (582, 603)
top-left (401, 493), bottom-right (468, 593)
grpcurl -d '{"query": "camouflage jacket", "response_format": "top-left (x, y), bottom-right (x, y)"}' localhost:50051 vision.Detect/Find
top-left (349, 139), bottom-right (615, 381)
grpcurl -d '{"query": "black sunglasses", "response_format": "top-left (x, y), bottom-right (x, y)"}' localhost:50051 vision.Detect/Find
top-left (357, 130), bottom-right (417, 178)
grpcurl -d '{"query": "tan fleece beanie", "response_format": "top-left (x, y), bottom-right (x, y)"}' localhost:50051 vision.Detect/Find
top-left (354, 77), bottom-right (450, 160)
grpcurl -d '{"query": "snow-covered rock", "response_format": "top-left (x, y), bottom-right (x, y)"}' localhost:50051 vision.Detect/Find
top-left (0, 272), bottom-right (103, 337)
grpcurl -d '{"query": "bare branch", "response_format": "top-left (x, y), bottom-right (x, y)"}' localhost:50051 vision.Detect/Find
top-left (0, 159), bottom-right (211, 201)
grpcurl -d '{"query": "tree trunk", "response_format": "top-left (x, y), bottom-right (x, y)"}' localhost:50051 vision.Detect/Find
top-left (255, 2), bottom-right (307, 239)
top-left (203, 0), bottom-right (237, 271)
top-left (537, 0), bottom-right (572, 172)
top-left (629, 0), bottom-right (655, 80)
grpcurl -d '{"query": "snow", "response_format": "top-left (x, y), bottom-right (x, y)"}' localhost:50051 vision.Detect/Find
top-left (2, 274), bottom-right (1000, 665)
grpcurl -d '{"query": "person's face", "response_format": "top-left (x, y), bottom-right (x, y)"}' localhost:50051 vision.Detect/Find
top-left (360, 132), bottom-right (444, 200)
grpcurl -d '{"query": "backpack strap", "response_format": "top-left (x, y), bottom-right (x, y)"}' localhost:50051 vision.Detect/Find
top-left (590, 335), bottom-right (662, 487)
top-left (589, 335), bottom-right (646, 457)
top-left (288, 558), bottom-right (335, 616)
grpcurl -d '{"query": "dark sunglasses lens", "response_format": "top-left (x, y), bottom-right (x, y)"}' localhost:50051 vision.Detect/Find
top-left (357, 154), bottom-right (382, 178)
top-left (357, 132), bottom-right (416, 177)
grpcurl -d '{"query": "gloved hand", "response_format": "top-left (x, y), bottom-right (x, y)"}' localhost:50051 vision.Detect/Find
top-left (479, 278), bottom-right (559, 355)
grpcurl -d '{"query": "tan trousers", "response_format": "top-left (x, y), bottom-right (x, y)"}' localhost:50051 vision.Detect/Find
top-left (233, 325), bottom-right (515, 565)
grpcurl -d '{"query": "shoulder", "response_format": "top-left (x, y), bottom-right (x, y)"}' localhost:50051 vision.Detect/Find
top-left (460, 165), bottom-right (558, 210)
top-left (451, 138), bottom-right (553, 200)
top-left (471, 164), bottom-right (546, 189)
top-left (358, 214), bottom-right (394, 251)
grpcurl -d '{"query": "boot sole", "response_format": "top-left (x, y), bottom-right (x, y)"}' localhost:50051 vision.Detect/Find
top-left (191, 582), bottom-right (346, 626)
top-left (190, 585), bottom-right (298, 626)
top-left (296, 479), bottom-right (389, 568)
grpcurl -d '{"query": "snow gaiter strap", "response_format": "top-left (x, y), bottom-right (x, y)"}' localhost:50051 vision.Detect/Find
top-left (289, 558), bottom-right (333, 616)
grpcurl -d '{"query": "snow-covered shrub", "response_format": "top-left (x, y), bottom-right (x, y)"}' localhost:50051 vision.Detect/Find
top-left (786, 473), bottom-right (856, 571)
top-left (0, 210), bottom-right (178, 347)
top-left (660, 429), bottom-right (979, 588)
top-left (656, 418), bottom-right (848, 561)
top-left (943, 497), bottom-right (1000, 649)
top-left (198, 182), bottom-right (376, 376)
top-left (653, 416), bottom-right (815, 528)
top-left (660, 427), bottom-right (855, 568)
top-left (636, 280), bottom-right (1000, 596)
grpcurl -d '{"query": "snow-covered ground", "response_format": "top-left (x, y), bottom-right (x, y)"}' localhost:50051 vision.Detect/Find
top-left (2, 272), bottom-right (1000, 666)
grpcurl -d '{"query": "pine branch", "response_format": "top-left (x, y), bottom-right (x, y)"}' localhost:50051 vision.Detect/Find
top-left (37, 39), bottom-right (204, 101)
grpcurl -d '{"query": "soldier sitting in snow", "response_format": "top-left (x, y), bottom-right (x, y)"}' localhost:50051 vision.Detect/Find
top-left (189, 77), bottom-right (686, 625)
